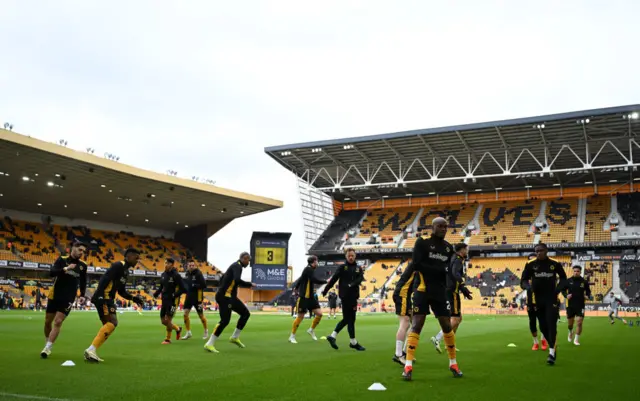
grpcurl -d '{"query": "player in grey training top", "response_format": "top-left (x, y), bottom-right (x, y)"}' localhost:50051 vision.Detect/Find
top-left (608, 292), bottom-right (626, 325)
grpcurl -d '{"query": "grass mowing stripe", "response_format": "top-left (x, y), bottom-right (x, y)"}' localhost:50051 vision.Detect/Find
top-left (0, 392), bottom-right (80, 401)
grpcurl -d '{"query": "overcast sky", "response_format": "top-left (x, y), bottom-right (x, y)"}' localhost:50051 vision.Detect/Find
top-left (1, 1), bottom-right (639, 278)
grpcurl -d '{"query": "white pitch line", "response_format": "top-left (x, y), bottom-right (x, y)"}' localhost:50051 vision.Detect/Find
top-left (0, 392), bottom-right (79, 401)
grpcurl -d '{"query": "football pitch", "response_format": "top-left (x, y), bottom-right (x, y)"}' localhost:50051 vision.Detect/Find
top-left (0, 311), bottom-right (637, 401)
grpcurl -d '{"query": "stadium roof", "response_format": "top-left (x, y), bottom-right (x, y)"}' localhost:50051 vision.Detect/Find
top-left (265, 104), bottom-right (640, 199)
top-left (0, 129), bottom-right (283, 231)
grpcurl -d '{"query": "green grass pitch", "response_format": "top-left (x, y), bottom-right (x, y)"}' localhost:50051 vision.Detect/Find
top-left (0, 311), bottom-right (637, 401)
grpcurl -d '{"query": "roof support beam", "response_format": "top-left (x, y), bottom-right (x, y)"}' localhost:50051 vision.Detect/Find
top-left (289, 151), bottom-right (339, 190)
top-left (267, 112), bottom-right (640, 199)
top-left (554, 172), bottom-right (563, 187)
top-left (581, 124), bottom-right (597, 186)
top-left (269, 152), bottom-right (298, 173)
top-left (495, 127), bottom-right (529, 187)
top-left (537, 126), bottom-right (548, 148)
top-left (536, 126), bottom-right (551, 188)
top-left (417, 135), bottom-right (465, 190)
top-left (382, 139), bottom-right (404, 159)
top-left (352, 146), bottom-right (408, 195)
top-left (494, 127), bottom-right (517, 168)
top-left (586, 142), bottom-right (597, 188)
top-left (322, 152), bottom-right (379, 197)
top-left (455, 130), bottom-right (498, 188)
top-left (290, 152), bottom-right (312, 170)
top-left (313, 160), bottom-right (640, 191)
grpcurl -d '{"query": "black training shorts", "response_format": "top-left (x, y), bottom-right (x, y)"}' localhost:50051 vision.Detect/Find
top-left (94, 299), bottom-right (117, 322)
top-left (449, 292), bottom-right (462, 318)
top-left (566, 306), bottom-right (584, 319)
top-left (412, 290), bottom-right (450, 317)
top-left (393, 293), bottom-right (412, 317)
top-left (183, 295), bottom-right (204, 314)
top-left (160, 297), bottom-right (179, 318)
top-left (296, 297), bottom-right (320, 314)
top-left (46, 298), bottom-right (74, 316)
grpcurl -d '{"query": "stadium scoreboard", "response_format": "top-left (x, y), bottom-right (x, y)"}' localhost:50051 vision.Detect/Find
top-left (250, 232), bottom-right (291, 290)
top-left (254, 246), bottom-right (286, 265)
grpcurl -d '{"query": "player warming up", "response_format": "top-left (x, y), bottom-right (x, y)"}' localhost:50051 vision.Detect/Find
top-left (520, 243), bottom-right (567, 365)
top-left (84, 248), bottom-right (145, 363)
top-left (403, 217), bottom-right (462, 381)
top-left (34, 286), bottom-right (43, 312)
top-left (524, 254), bottom-right (548, 351)
top-left (322, 248), bottom-right (365, 351)
top-left (153, 258), bottom-right (187, 344)
top-left (40, 241), bottom-right (88, 359)
top-left (608, 292), bottom-right (626, 324)
top-left (392, 261), bottom-right (416, 365)
top-left (290, 292), bottom-right (298, 318)
top-left (526, 280), bottom-right (549, 351)
top-left (181, 259), bottom-right (209, 340)
top-left (289, 255), bottom-right (327, 343)
top-left (204, 252), bottom-right (255, 353)
top-left (431, 243), bottom-right (473, 353)
top-left (327, 291), bottom-right (338, 319)
top-left (563, 265), bottom-right (591, 345)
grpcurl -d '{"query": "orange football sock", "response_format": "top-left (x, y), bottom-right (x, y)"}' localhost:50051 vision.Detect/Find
top-left (184, 315), bottom-right (191, 331)
top-left (443, 330), bottom-right (457, 360)
top-left (405, 332), bottom-right (420, 361)
top-left (291, 316), bottom-right (303, 335)
top-left (311, 315), bottom-right (322, 329)
top-left (91, 322), bottom-right (115, 349)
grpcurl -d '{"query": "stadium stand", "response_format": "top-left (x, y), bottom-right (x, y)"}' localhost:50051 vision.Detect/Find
top-left (270, 289), bottom-right (295, 307)
top-left (467, 257), bottom-right (523, 296)
top-left (584, 261), bottom-right (613, 302)
top-left (616, 193), bottom-right (640, 226)
top-left (261, 104), bottom-right (640, 317)
top-left (363, 259), bottom-right (400, 297)
top-left (0, 249), bottom-right (21, 261)
top-left (311, 210), bottom-right (365, 251)
top-left (416, 204), bottom-right (477, 235)
top-left (401, 237), bottom-right (418, 249)
top-left (0, 127), bottom-right (284, 311)
top-left (403, 204), bottom-right (477, 248)
top-left (358, 207), bottom-right (417, 239)
top-left (2, 217), bottom-right (218, 273)
top-left (469, 200), bottom-right (541, 245)
top-left (619, 260), bottom-right (640, 303)
top-left (543, 198), bottom-right (578, 243)
top-left (584, 196), bottom-right (612, 242)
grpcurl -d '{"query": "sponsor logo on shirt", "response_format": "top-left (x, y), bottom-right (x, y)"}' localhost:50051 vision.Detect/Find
top-left (430, 253), bottom-right (449, 262)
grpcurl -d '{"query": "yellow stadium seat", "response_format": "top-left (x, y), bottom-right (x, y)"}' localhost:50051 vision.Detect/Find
top-left (469, 200), bottom-right (541, 245)
top-left (584, 196), bottom-right (612, 242)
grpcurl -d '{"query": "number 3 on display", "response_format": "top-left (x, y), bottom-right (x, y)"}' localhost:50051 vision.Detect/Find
top-left (267, 250), bottom-right (273, 262)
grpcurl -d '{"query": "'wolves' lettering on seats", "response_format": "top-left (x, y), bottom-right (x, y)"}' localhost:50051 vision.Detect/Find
top-left (483, 205), bottom-right (535, 227)
top-left (547, 201), bottom-right (572, 225)
top-left (418, 209), bottom-right (462, 230)
top-left (376, 211), bottom-right (414, 232)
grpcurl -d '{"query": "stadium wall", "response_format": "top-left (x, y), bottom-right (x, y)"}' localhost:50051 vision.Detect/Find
top-left (175, 224), bottom-right (209, 262)
top-left (237, 288), bottom-right (280, 303)
top-left (0, 208), bottom-right (174, 238)
top-left (341, 184), bottom-right (631, 210)
top-left (332, 199), bottom-right (342, 216)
